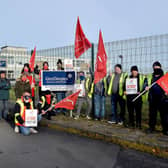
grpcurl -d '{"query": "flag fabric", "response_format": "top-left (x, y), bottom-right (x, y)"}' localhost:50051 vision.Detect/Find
top-left (94, 30), bottom-right (107, 84)
top-left (54, 90), bottom-right (81, 110)
top-left (29, 46), bottom-right (36, 72)
top-left (156, 72), bottom-right (168, 94)
top-left (75, 17), bottom-right (92, 59)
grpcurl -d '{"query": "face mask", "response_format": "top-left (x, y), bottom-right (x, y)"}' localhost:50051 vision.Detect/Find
top-left (43, 65), bottom-right (48, 70)
top-left (80, 76), bottom-right (85, 81)
top-left (24, 68), bottom-right (29, 72)
top-left (154, 68), bottom-right (163, 75)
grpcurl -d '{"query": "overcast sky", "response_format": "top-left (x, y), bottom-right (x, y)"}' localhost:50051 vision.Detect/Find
top-left (0, 0), bottom-right (168, 50)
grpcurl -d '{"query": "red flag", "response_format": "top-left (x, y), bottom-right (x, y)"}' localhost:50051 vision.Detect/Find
top-left (29, 46), bottom-right (36, 72)
top-left (94, 30), bottom-right (107, 84)
top-left (156, 73), bottom-right (168, 94)
top-left (54, 90), bottom-right (81, 110)
top-left (75, 17), bottom-right (92, 59)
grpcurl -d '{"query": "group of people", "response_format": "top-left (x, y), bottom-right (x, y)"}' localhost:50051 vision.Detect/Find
top-left (76, 61), bottom-right (168, 136)
top-left (90, 61), bottom-right (168, 135)
top-left (0, 59), bottom-right (168, 136)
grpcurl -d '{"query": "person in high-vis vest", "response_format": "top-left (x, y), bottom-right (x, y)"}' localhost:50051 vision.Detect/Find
top-left (37, 90), bottom-right (53, 120)
top-left (85, 73), bottom-right (94, 120)
top-left (14, 91), bottom-right (43, 135)
top-left (107, 64), bottom-right (127, 125)
top-left (34, 61), bottom-right (50, 97)
top-left (94, 77), bottom-right (107, 121)
top-left (124, 66), bottom-right (146, 129)
top-left (145, 61), bottom-right (166, 134)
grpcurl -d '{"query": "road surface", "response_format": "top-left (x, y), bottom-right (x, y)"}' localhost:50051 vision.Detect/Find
top-left (0, 120), bottom-right (168, 168)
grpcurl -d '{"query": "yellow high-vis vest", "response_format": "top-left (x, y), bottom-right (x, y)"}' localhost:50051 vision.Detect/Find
top-left (15, 98), bottom-right (34, 126)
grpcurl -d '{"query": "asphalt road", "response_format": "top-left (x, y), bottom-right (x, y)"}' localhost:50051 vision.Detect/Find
top-left (0, 120), bottom-right (168, 168)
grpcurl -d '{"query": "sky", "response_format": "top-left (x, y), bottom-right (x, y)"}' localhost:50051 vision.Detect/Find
top-left (0, 0), bottom-right (168, 50)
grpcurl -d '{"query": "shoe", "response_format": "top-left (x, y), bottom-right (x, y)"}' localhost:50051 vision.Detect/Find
top-left (30, 128), bottom-right (38, 134)
top-left (118, 121), bottom-right (123, 125)
top-left (108, 121), bottom-right (116, 124)
top-left (14, 126), bottom-right (19, 133)
top-left (74, 116), bottom-right (79, 120)
top-left (86, 115), bottom-right (91, 120)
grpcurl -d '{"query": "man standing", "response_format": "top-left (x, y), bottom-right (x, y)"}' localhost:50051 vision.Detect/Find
top-left (94, 78), bottom-right (107, 121)
top-left (0, 71), bottom-right (11, 120)
top-left (146, 61), bottom-right (165, 134)
top-left (54, 59), bottom-right (67, 114)
top-left (124, 66), bottom-right (146, 129)
top-left (107, 64), bottom-right (127, 125)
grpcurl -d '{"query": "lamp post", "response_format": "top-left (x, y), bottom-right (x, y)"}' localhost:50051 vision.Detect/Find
top-left (119, 55), bottom-right (123, 66)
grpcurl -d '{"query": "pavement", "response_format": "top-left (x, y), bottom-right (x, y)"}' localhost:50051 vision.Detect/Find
top-left (40, 115), bottom-right (168, 158)
top-left (1, 120), bottom-right (168, 168)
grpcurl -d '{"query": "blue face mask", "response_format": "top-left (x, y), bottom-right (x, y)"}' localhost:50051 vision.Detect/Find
top-left (80, 76), bottom-right (85, 81)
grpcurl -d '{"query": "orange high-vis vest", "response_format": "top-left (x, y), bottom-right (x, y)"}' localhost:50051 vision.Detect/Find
top-left (15, 98), bottom-right (34, 126)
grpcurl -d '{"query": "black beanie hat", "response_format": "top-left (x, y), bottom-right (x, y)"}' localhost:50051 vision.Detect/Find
top-left (24, 63), bottom-right (30, 67)
top-left (153, 61), bottom-right (161, 68)
top-left (0, 70), bottom-right (6, 74)
top-left (115, 64), bottom-right (122, 70)
top-left (131, 65), bottom-right (138, 72)
top-left (57, 59), bottom-right (62, 65)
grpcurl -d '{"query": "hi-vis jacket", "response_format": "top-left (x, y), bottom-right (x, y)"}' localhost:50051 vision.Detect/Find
top-left (15, 98), bottom-right (34, 126)
top-left (38, 94), bottom-right (52, 112)
top-left (85, 77), bottom-right (94, 98)
top-left (107, 72), bottom-right (128, 97)
top-left (125, 74), bottom-right (146, 102)
top-left (86, 78), bottom-right (107, 98)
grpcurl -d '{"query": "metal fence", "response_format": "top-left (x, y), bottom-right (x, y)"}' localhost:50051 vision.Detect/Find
top-left (1, 34), bottom-right (168, 80)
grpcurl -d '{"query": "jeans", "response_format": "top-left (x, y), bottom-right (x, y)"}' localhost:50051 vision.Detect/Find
top-left (111, 94), bottom-right (125, 123)
top-left (19, 114), bottom-right (42, 136)
top-left (94, 94), bottom-right (105, 119)
top-left (0, 100), bottom-right (8, 120)
top-left (77, 97), bottom-right (86, 116)
top-left (86, 97), bottom-right (92, 116)
top-left (55, 92), bottom-right (66, 113)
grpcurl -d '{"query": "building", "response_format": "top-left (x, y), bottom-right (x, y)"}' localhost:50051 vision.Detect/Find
top-left (0, 33), bottom-right (168, 80)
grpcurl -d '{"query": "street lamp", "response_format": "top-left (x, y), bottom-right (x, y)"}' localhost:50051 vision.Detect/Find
top-left (118, 55), bottom-right (123, 66)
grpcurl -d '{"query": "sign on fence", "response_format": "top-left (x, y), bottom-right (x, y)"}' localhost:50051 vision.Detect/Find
top-left (41, 71), bottom-right (75, 91)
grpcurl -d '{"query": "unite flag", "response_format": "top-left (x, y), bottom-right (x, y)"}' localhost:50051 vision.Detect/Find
top-left (54, 90), bottom-right (81, 110)
top-left (75, 17), bottom-right (92, 59)
top-left (156, 72), bottom-right (168, 94)
top-left (94, 30), bottom-right (107, 84)
top-left (29, 46), bottom-right (36, 72)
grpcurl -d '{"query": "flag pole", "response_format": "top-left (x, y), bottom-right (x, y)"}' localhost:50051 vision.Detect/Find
top-left (91, 43), bottom-right (95, 118)
top-left (132, 82), bottom-right (156, 102)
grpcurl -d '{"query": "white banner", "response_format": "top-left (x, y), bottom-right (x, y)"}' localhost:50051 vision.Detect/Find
top-left (74, 84), bottom-right (85, 97)
top-left (25, 109), bottom-right (38, 127)
top-left (126, 78), bottom-right (138, 95)
top-left (64, 59), bottom-right (73, 70)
